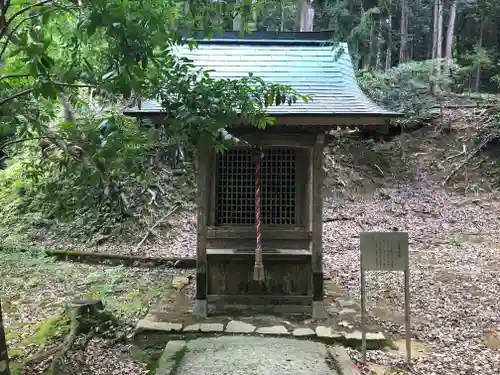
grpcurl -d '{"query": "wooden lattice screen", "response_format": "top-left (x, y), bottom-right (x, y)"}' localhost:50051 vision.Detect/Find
top-left (216, 148), bottom-right (297, 226)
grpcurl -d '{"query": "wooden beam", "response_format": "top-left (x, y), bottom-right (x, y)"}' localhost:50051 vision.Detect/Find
top-left (123, 112), bottom-right (397, 129)
top-left (207, 228), bottom-right (311, 240)
top-left (195, 144), bottom-right (210, 302)
top-left (311, 133), bottom-right (324, 302)
top-left (239, 132), bottom-right (317, 147)
top-left (207, 295), bottom-right (312, 305)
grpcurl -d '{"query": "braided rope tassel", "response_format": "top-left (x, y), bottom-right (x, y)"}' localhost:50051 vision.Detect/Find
top-left (253, 150), bottom-right (264, 281)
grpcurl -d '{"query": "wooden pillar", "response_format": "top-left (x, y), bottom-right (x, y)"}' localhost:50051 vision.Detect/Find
top-left (193, 144), bottom-right (210, 317)
top-left (311, 133), bottom-right (327, 319)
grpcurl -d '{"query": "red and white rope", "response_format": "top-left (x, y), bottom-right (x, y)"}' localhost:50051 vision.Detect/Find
top-left (255, 155), bottom-right (261, 252)
top-left (253, 150), bottom-right (264, 281)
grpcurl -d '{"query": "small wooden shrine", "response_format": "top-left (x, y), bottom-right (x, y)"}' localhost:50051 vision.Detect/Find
top-left (124, 32), bottom-right (399, 318)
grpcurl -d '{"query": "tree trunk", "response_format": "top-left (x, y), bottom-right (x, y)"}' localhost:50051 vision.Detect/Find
top-left (0, 300), bottom-right (11, 375)
top-left (248, 0), bottom-right (257, 31)
top-left (298, 0), bottom-right (314, 31)
top-left (280, 0), bottom-right (285, 31)
top-left (436, 0), bottom-right (443, 61)
top-left (432, 0), bottom-right (439, 60)
top-left (399, 0), bottom-right (409, 64)
top-left (445, 0), bottom-right (457, 69)
top-left (232, 12), bottom-right (242, 31)
top-left (431, 0), bottom-right (444, 93)
top-left (475, 15), bottom-right (485, 91)
top-left (376, 21), bottom-right (382, 70)
top-left (385, 1), bottom-right (393, 70)
top-left (232, 0), bottom-right (257, 32)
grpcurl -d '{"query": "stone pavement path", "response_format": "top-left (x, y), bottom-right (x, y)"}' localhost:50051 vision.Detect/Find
top-left (168, 336), bottom-right (339, 375)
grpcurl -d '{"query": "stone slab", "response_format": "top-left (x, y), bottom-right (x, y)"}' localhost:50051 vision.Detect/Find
top-left (176, 336), bottom-right (338, 375)
top-left (183, 324), bottom-right (200, 332)
top-left (256, 325), bottom-right (290, 335)
top-left (338, 321), bottom-right (354, 329)
top-left (136, 320), bottom-right (183, 333)
top-left (327, 345), bottom-right (361, 375)
top-left (292, 328), bottom-right (316, 337)
top-left (155, 340), bottom-right (187, 375)
top-left (342, 331), bottom-right (386, 341)
top-left (316, 326), bottom-right (342, 340)
top-left (225, 320), bottom-right (256, 334)
top-left (200, 323), bottom-right (224, 333)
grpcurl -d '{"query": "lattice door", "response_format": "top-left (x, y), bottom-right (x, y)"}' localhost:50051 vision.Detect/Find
top-left (216, 148), bottom-right (297, 226)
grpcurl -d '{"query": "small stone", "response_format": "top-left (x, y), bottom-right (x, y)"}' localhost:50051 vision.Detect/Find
top-left (338, 300), bottom-right (357, 308)
top-left (136, 320), bottom-right (183, 332)
top-left (256, 325), bottom-right (290, 335)
top-left (172, 276), bottom-right (190, 291)
top-left (339, 308), bottom-right (358, 315)
top-left (183, 324), bottom-right (201, 332)
top-left (225, 320), bottom-right (256, 333)
top-left (338, 321), bottom-right (353, 329)
top-left (367, 332), bottom-right (386, 340)
top-left (343, 331), bottom-right (386, 341)
top-left (292, 328), bottom-right (316, 337)
top-left (315, 326), bottom-right (342, 339)
top-left (200, 323), bottom-right (224, 333)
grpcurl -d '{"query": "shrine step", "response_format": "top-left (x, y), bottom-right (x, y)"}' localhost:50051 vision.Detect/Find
top-left (133, 318), bottom-right (390, 352)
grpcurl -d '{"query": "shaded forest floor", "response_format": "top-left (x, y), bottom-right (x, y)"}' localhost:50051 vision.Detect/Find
top-left (0, 250), bottom-right (192, 374)
top-left (2, 105), bottom-right (500, 375)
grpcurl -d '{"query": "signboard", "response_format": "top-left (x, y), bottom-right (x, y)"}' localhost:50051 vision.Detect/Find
top-left (361, 231), bottom-right (408, 271)
top-left (359, 231), bottom-right (411, 364)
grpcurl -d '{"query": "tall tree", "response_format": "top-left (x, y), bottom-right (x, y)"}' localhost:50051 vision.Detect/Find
top-left (475, 14), bottom-right (485, 90)
top-left (298, 0), bottom-right (315, 31)
top-left (431, 0), bottom-right (444, 92)
top-left (385, 0), bottom-right (393, 70)
top-left (445, 0), bottom-right (458, 69)
top-left (399, 0), bottom-right (409, 63)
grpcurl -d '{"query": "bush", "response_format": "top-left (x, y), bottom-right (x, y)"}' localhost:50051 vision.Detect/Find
top-left (0, 113), bottom-right (176, 237)
top-left (358, 59), bottom-right (468, 123)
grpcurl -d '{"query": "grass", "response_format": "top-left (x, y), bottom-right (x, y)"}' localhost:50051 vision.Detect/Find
top-left (0, 248), bottom-right (171, 368)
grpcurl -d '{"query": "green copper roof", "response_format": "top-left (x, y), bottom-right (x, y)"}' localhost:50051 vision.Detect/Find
top-left (125, 36), bottom-right (398, 117)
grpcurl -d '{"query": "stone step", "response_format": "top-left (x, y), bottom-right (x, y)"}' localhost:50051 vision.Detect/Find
top-left (153, 337), bottom-right (361, 375)
top-left (134, 318), bottom-right (389, 350)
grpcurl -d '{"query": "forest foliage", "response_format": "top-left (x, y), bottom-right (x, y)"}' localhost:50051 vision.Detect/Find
top-left (1, 0), bottom-right (500, 239)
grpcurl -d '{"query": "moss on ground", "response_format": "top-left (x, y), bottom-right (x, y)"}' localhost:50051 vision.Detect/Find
top-left (31, 313), bottom-right (71, 346)
top-left (6, 311), bottom-right (70, 361)
top-left (1, 249), bottom-right (172, 371)
top-left (130, 346), bottom-right (164, 375)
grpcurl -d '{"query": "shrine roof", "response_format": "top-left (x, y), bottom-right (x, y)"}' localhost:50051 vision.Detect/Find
top-left (124, 32), bottom-right (399, 118)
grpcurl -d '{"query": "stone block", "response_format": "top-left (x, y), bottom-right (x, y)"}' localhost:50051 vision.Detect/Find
top-left (200, 323), bottom-right (224, 333)
top-left (183, 324), bottom-right (200, 332)
top-left (225, 320), bottom-right (256, 334)
top-left (136, 320), bottom-right (183, 333)
top-left (155, 340), bottom-right (187, 375)
top-left (256, 325), bottom-right (290, 335)
top-left (292, 328), bottom-right (316, 337)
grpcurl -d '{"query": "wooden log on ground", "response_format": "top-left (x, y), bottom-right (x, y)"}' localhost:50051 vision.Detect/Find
top-left (12, 248), bottom-right (197, 269)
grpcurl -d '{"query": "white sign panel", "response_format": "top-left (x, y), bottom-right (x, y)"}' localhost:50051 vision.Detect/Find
top-left (360, 232), bottom-right (409, 271)
top-left (359, 231), bottom-right (411, 365)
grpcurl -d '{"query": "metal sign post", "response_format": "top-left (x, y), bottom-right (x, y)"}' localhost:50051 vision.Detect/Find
top-left (360, 231), bottom-right (411, 365)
